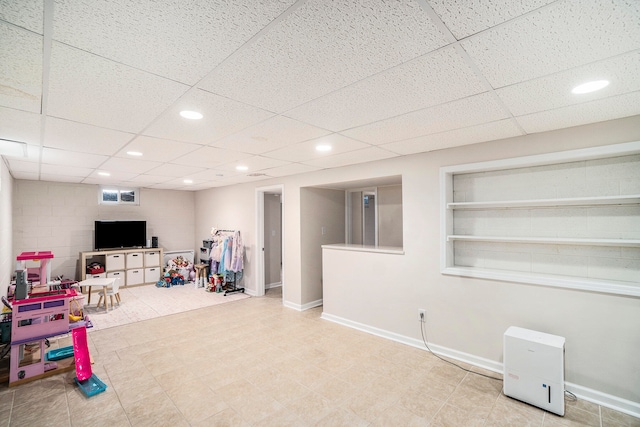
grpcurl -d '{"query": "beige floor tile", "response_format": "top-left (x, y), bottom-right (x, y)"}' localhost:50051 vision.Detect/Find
top-left (369, 403), bottom-right (432, 427)
top-left (601, 407), bottom-right (640, 427)
top-left (165, 378), bottom-right (228, 424)
top-left (122, 391), bottom-right (187, 427)
top-left (315, 407), bottom-right (369, 427)
top-left (226, 392), bottom-right (285, 425)
top-left (543, 405), bottom-right (601, 427)
top-left (431, 402), bottom-right (489, 427)
top-left (11, 391), bottom-right (70, 427)
top-left (398, 389), bottom-right (445, 420)
top-left (190, 407), bottom-right (251, 427)
top-left (446, 384), bottom-right (500, 418)
top-left (71, 406), bottom-right (131, 427)
top-left (285, 391), bottom-right (337, 425)
top-left (0, 388), bottom-right (14, 412)
top-left (311, 376), bottom-right (359, 402)
top-left (342, 389), bottom-right (400, 424)
top-left (485, 395), bottom-right (544, 427)
top-left (0, 408), bottom-right (9, 427)
top-left (253, 406), bottom-right (307, 427)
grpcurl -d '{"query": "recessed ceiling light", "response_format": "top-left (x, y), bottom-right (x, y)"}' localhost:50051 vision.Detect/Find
top-left (180, 110), bottom-right (203, 120)
top-left (571, 80), bottom-right (609, 94)
top-left (316, 144), bottom-right (332, 152)
top-left (98, 172), bottom-right (110, 177)
top-left (183, 179), bottom-right (193, 184)
top-left (127, 151), bottom-right (143, 156)
top-left (236, 165), bottom-right (249, 171)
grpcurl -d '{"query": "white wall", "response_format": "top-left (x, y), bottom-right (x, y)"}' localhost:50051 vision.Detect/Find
top-left (0, 158), bottom-right (13, 299)
top-left (12, 181), bottom-right (196, 280)
top-left (193, 115), bottom-right (640, 408)
top-left (378, 184), bottom-right (403, 247)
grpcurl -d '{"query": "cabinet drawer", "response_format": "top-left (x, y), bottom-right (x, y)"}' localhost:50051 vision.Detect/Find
top-left (144, 267), bottom-right (161, 283)
top-left (127, 269), bottom-right (144, 286)
top-left (87, 272), bottom-right (106, 279)
top-left (126, 252), bottom-right (143, 269)
top-left (107, 271), bottom-right (125, 286)
top-left (144, 251), bottom-right (160, 267)
top-left (106, 253), bottom-right (125, 271)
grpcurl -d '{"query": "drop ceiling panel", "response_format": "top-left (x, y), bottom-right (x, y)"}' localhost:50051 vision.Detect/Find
top-left (381, 119), bottom-right (523, 155)
top-left (86, 169), bottom-right (138, 182)
top-left (143, 89), bottom-right (275, 145)
top-left (262, 134), bottom-right (370, 163)
top-left (144, 165), bottom-right (206, 178)
top-left (40, 163), bottom-right (93, 177)
top-left (39, 173), bottom-right (84, 183)
top-left (0, 23), bottom-right (42, 113)
top-left (198, 0), bottom-right (449, 112)
top-left (169, 147), bottom-right (251, 168)
top-left (496, 52), bottom-right (640, 116)
top-left (41, 147), bottom-right (107, 168)
top-left (47, 43), bottom-right (189, 133)
top-left (6, 158), bottom-right (39, 174)
top-left (213, 116), bottom-right (331, 154)
top-left (302, 146), bottom-right (398, 169)
top-left (516, 91), bottom-right (640, 134)
top-left (123, 174), bottom-right (173, 185)
top-left (0, 0), bottom-right (44, 33)
top-left (428, 0), bottom-right (556, 39)
top-left (342, 92), bottom-right (509, 145)
top-left (116, 136), bottom-right (200, 163)
top-left (462, 0), bottom-right (640, 87)
top-left (0, 107), bottom-right (42, 144)
top-left (44, 117), bottom-right (134, 155)
top-left (261, 163), bottom-right (321, 178)
top-left (52, 0), bottom-right (295, 85)
top-left (99, 157), bottom-right (163, 174)
top-left (216, 156), bottom-right (290, 173)
top-left (11, 171), bottom-right (39, 180)
top-left (285, 46), bottom-right (487, 131)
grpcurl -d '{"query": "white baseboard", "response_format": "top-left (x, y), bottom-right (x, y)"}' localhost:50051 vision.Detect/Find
top-left (266, 282), bottom-right (282, 289)
top-left (320, 312), bottom-right (640, 419)
top-left (284, 298), bottom-right (323, 312)
top-left (244, 288), bottom-right (258, 297)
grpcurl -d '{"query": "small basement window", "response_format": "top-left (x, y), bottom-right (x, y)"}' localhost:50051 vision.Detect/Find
top-left (99, 186), bottom-right (140, 205)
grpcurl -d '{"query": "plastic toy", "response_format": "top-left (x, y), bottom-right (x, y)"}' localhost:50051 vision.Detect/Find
top-left (72, 326), bottom-right (106, 397)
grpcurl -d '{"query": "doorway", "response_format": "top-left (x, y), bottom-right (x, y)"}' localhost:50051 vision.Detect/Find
top-left (255, 184), bottom-right (284, 298)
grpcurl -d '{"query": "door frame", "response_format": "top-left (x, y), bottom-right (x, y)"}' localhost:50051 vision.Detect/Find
top-left (255, 184), bottom-right (284, 297)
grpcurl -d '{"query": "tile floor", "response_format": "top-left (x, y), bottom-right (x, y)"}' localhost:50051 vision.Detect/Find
top-left (0, 287), bottom-right (638, 426)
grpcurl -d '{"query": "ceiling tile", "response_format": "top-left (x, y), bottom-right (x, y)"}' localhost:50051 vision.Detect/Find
top-left (213, 115), bottom-right (331, 154)
top-left (41, 147), bottom-right (108, 168)
top-left (0, 107), bottom-right (42, 144)
top-left (44, 117), bottom-right (134, 155)
top-left (123, 174), bottom-right (173, 185)
top-left (381, 119), bottom-right (523, 155)
top-left (0, 23), bottom-right (42, 113)
top-left (143, 89), bottom-right (275, 145)
top-left (262, 134), bottom-right (370, 163)
top-left (516, 91), bottom-right (640, 134)
top-left (198, 0), bottom-right (449, 112)
top-left (301, 146), bottom-right (398, 169)
top-left (428, 0), bottom-right (556, 39)
top-left (185, 169), bottom-right (231, 181)
top-left (40, 163), bottom-right (93, 177)
top-left (116, 136), bottom-right (200, 163)
top-left (99, 157), bottom-right (163, 174)
top-left (217, 155), bottom-right (290, 173)
top-left (342, 92), bottom-right (509, 145)
top-left (0, 0), bottom-right (43, 34)
top-left (53, 0), bottom-right (295, 85)
top-left (11, 171), bottom-right (39, 180)
top-left (145, 165), bottom-right (207, 178)
top-left (260, 163), bottom-right (321, 178)
top-left (87, 169), bottom-right (138, 182)
top-left (47, 43), bottom-right (189, 133)
top-left (496, 52), bottom-right (640, 116)
top-left (6, 158), bottom-right (39, 173)
top-left (169, 146), bottom-right (251, 168)
top-left (461, 0), bottom-right (640, 87)
top-left (285, 46), bottom-right (487, 131)
top-left (39, 173), bottom-right (84, 183)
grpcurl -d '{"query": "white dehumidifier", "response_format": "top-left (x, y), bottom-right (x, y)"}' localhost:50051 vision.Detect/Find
top-left (503, 326), bottom-right (565, 416)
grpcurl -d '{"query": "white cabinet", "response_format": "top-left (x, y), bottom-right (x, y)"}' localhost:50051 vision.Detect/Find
top-left (145, 267), bottom-right (161, 283)
top-left (80, 247), bottom-right (164, 287)
top-left (441, 141), bottom-right (640, 297)
top-left (106, 253), bottom-right (125, 271)
top-left (126, 252), bottom-right (143, 269)
top-left (127, 269), bottom-right (144, 286)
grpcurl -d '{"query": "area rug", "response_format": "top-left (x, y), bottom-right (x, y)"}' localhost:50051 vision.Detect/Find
top-left (82, 284), bottom-right (250, 331)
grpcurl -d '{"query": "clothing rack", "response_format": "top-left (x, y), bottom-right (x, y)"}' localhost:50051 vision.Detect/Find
top-left (210, 229), bottom-right (244, 295)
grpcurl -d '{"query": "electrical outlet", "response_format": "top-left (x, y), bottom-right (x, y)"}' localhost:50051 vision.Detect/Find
top-left (418, 309), bottom-right (426, 322)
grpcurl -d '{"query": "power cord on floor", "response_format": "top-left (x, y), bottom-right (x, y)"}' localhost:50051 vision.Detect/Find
top-left (419, 313), bottom-right (579, 401)
top-left (419, 312), bottom-right (502, 381)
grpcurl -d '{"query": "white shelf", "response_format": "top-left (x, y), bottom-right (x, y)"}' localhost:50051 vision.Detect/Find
top-left (448, 195), bottom-right (640, 210)
top-left (442, 266), bottom-right (640, 297)
top-left (448, 235), bottom-right (640, 247)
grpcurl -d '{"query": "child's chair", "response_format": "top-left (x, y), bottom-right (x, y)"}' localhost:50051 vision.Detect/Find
top-left (97, 278), bottom-right (121, 311)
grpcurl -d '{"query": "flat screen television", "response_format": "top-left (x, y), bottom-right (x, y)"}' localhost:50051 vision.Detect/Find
top-left (94, 220), bottom-right (147, 250)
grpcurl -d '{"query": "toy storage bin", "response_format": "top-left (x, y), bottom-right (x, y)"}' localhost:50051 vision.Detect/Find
top-left (11, 289), bottom-right (75, 343)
